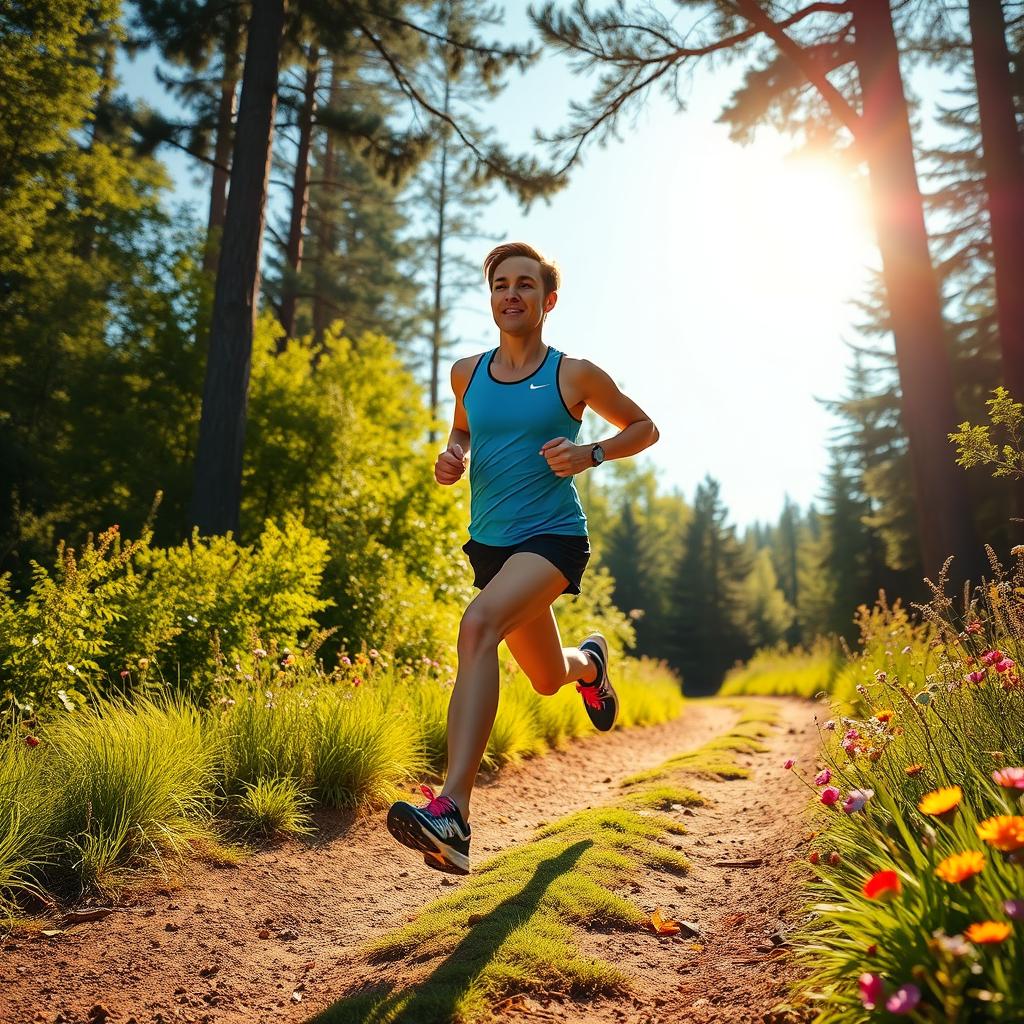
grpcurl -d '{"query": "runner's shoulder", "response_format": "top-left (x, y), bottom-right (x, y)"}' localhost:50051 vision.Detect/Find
top-left (451, 352), bottom-right (488, 392)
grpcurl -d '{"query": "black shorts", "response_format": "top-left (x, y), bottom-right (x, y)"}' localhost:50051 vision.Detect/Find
top-left (461, 533), bottom-right (591, 596)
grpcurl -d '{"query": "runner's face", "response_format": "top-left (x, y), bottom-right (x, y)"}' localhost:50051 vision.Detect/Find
top-left (490, 256), bottom-right (556, 334)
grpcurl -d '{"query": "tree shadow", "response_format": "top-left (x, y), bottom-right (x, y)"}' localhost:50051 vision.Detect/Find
top-left (307, 839), bottom-right (592, 1024)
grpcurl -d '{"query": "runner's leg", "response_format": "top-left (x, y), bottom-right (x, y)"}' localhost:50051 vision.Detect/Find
top-left (503, 607), bottom-right (597, 695)
top-left (441, 552), bottom-right (568, 820)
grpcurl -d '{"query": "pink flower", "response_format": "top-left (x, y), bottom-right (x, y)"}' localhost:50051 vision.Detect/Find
top-left (993, 767), bottom-right (1024, 789)
top-left (824, 720), bottom-right (836, 731)
top-left (368, 648), bottom-right (380, 659)
top-left (25, 735), bottom-right (40, 748)
top-left (844, 728), bottom-right (860, 742)
top-left (966, 670), bottom-right (986, 684)
top-left (981, 649), bottom-right (1003, 665)
top-left (859, 974), bottom-right (884, 1011)
top-left (119, 669), bottom-right (130, 679)
top-left (842, 788), bottom-right (874, 814)
top-left (340, 656), bottom-right (352, 666)
top-left (783, 758), bottom-right (796, 770)
top-left (352, 676), bottom-right (362, 687)
top-left (821, 786), bottom-right (841, 806)
top-left (966, 622), bottom-right (983, 634)
top-left (996, 658), bottom-right (1015, 673)
top-left (815, 769), bottom-right (832, 786)
top-left (1004, 900), bottom-right (1024, 921)
top-left (886, 985), bottom-right (921, 1015)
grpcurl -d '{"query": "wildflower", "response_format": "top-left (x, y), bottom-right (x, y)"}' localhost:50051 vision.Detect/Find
top-left (340, 656), bottom-right (352, 667)
top-left (843, 789), bottom-right (874, 814)
top-left (369, 648), bottom-right (380, 659)
top-left (932, 931), bottom-right (973, 958)
top-left (918, 786), bottom-right (962, 819)
top-left (966, 621), bottom-right (983, 634)
top-left (863, 870), bottom-right (902, 901)
top-left (976, 815), bottom-right (1024, 852)
top-left (808, 851), bottom-right (820, 865)
top-left (66, 663), bottom-right (76, 674)
top-left (865, 943), bottom-right (878, 956)
top-left (935, 850), bottom-right (985, 884)
top-left (824, 719), bottom-right (836, 731)
top-left (352, 676), bottom-right (363, 687)
top-left (814, 768), bottom-right (832, 786)
top-left (965, 921), bottom-right (1012, 944)
top-left (858, 974), bottom-right (884, 1010)
top-left (828, 851), bottom-right (841, 866)
top-left (138, 657), bottom-right (149, 669)
top-left (981, 649), bottom-right (1003, 665)
top-left (875, 710), bottom-right (894, 723)
top-left (995, 658), bottom-right (1015, 673)
top-left (874, 670), bottom-right (887, 683)
top-left (1003, 900), bottom-right (1024, 921)
top-left (905, 763), bottom-right (925, 776)
top-left (25, 735), bottom-right (40, 748)
top-left (281, 654), bottom-right (295, 667)
top-left (966, 670), bottom-right (986, 684)
top-left (886, 985), bottom-right (921, 1015)
top-left (821, 786), bottom-right (841, 806)
top-left (992, 767), bottom-right (1024, 789)
top-left (783, 758), bottom-right (796, 770)
top-left (254, 648), bottom-right (267, 658)
top-left (119, 669), bottom-right (129, 679)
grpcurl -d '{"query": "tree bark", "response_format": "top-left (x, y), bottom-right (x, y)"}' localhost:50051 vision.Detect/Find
top-left (204, 25), bottom-right (241, 275)
top-left (850, 0), bottom-right (984, 586)
top-left (190, 0), bottom-right (286, 537)
top-left (428, 77), bottom-right (452, 444)
top-left (278, 49), bottom-right (319, 342)
top-left (968, 0), bottom-right (1024, 401)
top-left (312, 63), bottom-right (340, 348)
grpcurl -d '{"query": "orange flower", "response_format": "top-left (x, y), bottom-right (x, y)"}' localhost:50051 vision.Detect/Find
top-left (905, 764), bottom-right (925, 776)
top-left (863, 870), bottom-right (902, 900)
top-left (875, 710), bottom-right (894, 723)
top-left (935, 850), bottom-right (985, 884)
top-left (976, 815), bottom-right (1024, 853)
top-left (965, 921), bottom-right (1012, 944)
top-left (918, 786), bottom-right (962, 817)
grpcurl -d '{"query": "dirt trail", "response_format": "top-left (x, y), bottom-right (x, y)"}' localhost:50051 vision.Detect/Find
top-left (0, 696), bottom-right (821, 1024)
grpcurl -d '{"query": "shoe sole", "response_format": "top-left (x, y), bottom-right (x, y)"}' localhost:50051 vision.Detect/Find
top-left (580, 631), bottom-right (618, 731)
top-left (386, 803), bottom-right (470, 875)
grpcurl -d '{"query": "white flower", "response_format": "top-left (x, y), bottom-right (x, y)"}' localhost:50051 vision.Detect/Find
top-left (66, 663), bottom-right (76, 674)
top-left (186, 614), bottom-right (198, 624)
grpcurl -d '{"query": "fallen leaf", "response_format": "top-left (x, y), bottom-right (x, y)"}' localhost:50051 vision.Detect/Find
top-left (650, 907), bottom-right (681, 935)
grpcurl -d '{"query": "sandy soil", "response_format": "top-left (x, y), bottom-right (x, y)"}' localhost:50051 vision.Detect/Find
top-left (0, 696), bottom-right (822, 1024)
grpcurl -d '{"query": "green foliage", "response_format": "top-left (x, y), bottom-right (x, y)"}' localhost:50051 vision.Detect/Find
top-left (950, 386), bottom-right (1024, 479)
top-left (740, 547), bottom-right (795, 650)
top-left (0, 516), bottom-right (331, 713)
top-left (721, 638), bottom-right (842, 699)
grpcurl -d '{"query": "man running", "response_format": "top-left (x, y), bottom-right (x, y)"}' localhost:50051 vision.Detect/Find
top-left (386, 242), bottom-right (660, 874)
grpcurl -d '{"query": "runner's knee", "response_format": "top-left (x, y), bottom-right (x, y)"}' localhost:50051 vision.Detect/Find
top-left (457, 604), bottom-right (502, 656)
top-left (527, 670), bottom-right (564, 697)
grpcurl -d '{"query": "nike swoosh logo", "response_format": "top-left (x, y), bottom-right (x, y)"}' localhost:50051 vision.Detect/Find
top-left (529, 383), bottom-right (549, 390)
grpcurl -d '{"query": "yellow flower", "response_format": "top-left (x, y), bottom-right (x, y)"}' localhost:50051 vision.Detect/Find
top-left (965, 921), bottom-right (1012, 944)
top-left (935, 850), bottom-right (985, 884)
top-left (876, 710), bottom-right (894, 723)
top-left (918, 786), bottom-right (962, 817)
top-left (976, 815), bottom-right (1024, 853)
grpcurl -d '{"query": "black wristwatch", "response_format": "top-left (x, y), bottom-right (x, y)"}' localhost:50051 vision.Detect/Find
top-left (590, 443), bottom-right (606, 467)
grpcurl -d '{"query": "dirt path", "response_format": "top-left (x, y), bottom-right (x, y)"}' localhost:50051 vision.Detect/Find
top-left (0, 697), bottom-right (820, 1024)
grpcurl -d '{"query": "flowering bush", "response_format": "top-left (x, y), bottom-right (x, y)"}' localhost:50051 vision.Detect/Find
top-left (786, 556), bottom-right (1024, 1021)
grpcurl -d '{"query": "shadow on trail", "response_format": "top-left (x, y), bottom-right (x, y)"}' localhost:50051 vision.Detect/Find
top-left (308, 840), bottom-right (591, 1024)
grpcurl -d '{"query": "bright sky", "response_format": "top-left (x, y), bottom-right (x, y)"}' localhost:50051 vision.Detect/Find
top-left (121, 5), bottom-right (953, 530)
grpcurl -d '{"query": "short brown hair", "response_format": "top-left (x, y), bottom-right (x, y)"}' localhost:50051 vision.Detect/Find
top-left (483, 242), bottom-right (560, 296)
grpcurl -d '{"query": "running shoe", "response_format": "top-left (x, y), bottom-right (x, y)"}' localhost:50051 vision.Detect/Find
top-left (386, 784), bottom-right (471, 875)
top-left (576, 632), bottom-right (619, 732)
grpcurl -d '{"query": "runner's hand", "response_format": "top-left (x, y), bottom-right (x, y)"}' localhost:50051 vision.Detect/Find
top-left (435, 442), bottom-right (467, 485)
top-left (540, 437), bottom-right (587, 478)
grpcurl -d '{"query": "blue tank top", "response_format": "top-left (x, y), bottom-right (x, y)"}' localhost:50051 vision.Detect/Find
top-left (463, 345), bottom-right (588, 546)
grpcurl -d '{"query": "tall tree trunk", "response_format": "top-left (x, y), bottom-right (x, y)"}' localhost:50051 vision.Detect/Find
top-left (312, 63), bottom-right (340, 348)
top-left (204, 24), bottom-right (241, 275)
top-left (190, 0), bottom-right (286, 537)
top-left (850, 0), bottom-right (984, 586)
top-left (428, 79), bottom-right (452, 445)
top-left (279, 49), bottom-right (319, 343)
top-left (968, 0), bottom-right (1024, 401)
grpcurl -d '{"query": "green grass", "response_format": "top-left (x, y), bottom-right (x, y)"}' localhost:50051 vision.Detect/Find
top-left (1, 651), bottom-right (685, 914)
top-left (720, 638), bottom-right (843, 699)
top-left (313, 702), bottom-right (778, 1024)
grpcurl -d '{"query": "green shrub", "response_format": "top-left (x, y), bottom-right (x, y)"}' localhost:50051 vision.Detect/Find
top-left (234, 777), bottom-right (313, 839)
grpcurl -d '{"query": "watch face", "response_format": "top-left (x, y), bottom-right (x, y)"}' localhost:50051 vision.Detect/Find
top-left (593, 444), bottom-right (605, 464)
